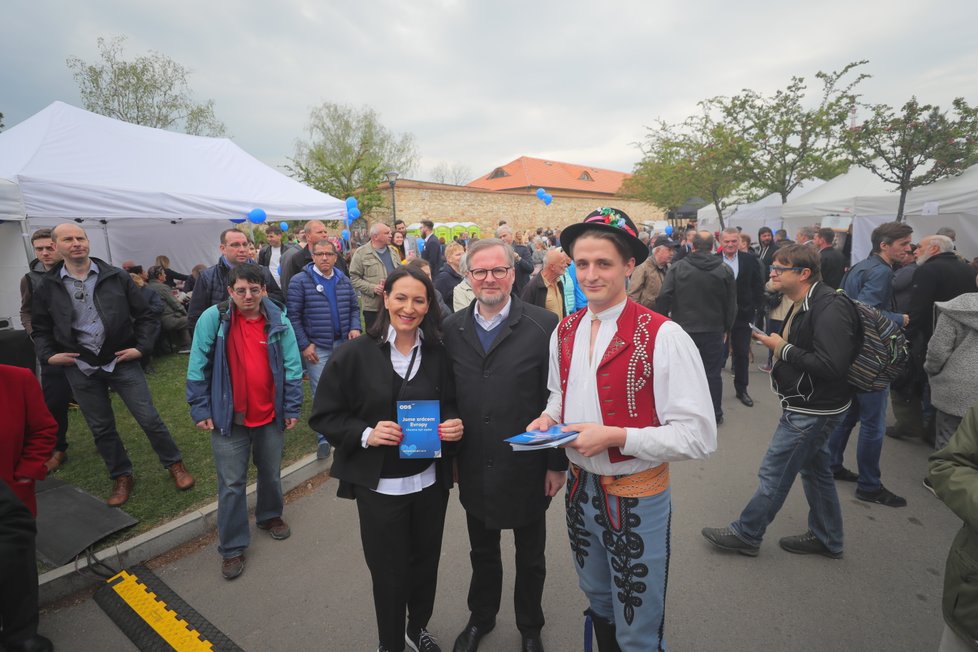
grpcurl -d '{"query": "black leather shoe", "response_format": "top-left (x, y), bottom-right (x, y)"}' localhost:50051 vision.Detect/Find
top-left (4, 635), bottom-right (54, 652)
top-left (453, 623), bottom-right (493, 652)
top-left (521, 633), bottom-right (544, 652)
top-left (736, 391), bottom-right (754, 407)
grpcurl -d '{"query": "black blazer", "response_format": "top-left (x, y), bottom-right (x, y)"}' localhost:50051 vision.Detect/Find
top-left (719, 251), bottom-right (765, 323)
top-left (819, 246), bottom-right (847, 290)
top-left (309, 333), bottom-right (458, 499)
top-left (443, 297), bottom-right (565, 529)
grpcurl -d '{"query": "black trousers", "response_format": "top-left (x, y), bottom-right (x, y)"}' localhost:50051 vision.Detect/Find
top-left (363, 311), bottom-right (379, 331)
top-left (40, 363), bottom-right (71, 453)
top-left (729, 320), bottom-right (752, 394)
top-left (355, 481), bottom-right (449, 651)
top-left (464, 511), bottom-right (547, 635)
top-left (689, 331), bottom-right (725, 419)
top-left (0, 481), bottom-right (40, 648)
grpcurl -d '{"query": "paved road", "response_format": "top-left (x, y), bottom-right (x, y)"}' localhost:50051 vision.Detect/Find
top-left (39, 358), bottom-right (962, 651)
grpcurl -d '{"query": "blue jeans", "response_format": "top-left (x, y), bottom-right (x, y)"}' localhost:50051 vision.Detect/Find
top-left (306, 345), bottom-right (333, 446)
top-left (211, 422), bottom-right (284, 559)
top-left (827, 389), bottom-right (888, 493)
top-left (64, 360), bottom-right (182, 478)
top-left (732, 410), bottom-right (845, 553)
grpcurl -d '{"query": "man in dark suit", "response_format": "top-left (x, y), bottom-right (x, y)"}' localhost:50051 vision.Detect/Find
top-left (815, 228), bottom-right (846, 289)
top-left (443, 238), bottom-right (564, 652)
top-left (420, 219), bottom-right (443, 275)
top-left (757, 226), bottom-right (777, 277)
top-left (718, 228), bottom-right (765, 407)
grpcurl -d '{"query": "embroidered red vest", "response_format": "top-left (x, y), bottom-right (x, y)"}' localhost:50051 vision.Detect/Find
top-left (558, 300), bottom-right (668, 463)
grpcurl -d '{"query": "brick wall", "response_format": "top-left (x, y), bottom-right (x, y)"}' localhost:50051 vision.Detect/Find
top-left (370, 181), bottom-right (665, 235)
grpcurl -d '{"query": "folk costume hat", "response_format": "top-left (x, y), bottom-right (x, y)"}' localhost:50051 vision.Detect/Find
top-left (559, 207), bottom-right (649, 265)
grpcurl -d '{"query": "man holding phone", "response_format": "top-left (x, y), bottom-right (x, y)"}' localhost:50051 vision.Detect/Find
top-left (703, 244), bottom-right (859, 559)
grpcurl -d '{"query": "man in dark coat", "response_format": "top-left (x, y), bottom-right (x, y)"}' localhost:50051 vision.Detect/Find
top-left (716, 228), bottom-right (765, 408)
top-left (443, 238), bottom-right (564, 652)
top-left (815, 228), bottom-right (846, 290)
top-left (187, 229), bottom-right (283, 332)
top-left (420, 220), bottom-right (443, 275)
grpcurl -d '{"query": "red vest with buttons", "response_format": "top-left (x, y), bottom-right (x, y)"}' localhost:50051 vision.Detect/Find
top-left (558, 299), bottom-right (668, 463)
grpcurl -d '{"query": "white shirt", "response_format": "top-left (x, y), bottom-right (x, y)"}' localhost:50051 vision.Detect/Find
top-left (543, 299), bottom-right (717, 476)
top-left (474, 296), bottom-right (511, 331)
top-left (722, 252), bottom-right (739, 279)
top-left (269, 247), bottom-right (282, 284)
top-left (360, 326), bottom-right (435, 495)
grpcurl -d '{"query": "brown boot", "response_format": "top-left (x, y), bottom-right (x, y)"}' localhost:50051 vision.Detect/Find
top-left (107, 475), bottom-right (135, 507)
top-left (168, 462), bottom-right (195, 491)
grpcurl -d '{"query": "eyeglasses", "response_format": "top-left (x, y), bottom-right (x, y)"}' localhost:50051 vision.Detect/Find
top-left (468, 266), bottom-right (512, 281)
top-left (72, 279), bottom-right (86, 301)
top-left (312, 251), bottom-right (337, 258)
top-left (231, 286), bottom-right (263, 297)
top-left (769, 265), bottom-right (805, 276)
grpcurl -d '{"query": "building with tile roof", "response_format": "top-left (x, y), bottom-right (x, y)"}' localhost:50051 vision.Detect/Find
top-left (467, 156), bottom-right (630, 197)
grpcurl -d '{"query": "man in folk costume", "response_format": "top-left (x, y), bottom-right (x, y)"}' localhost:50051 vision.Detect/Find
top-left (528, 208), bottom-right (717, 651)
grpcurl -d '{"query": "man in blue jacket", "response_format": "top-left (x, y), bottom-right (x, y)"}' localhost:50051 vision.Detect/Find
top-left (186, 264), bottom-right (303, 580)
top-left (827, 221), bottom-right (912, 508)
top-left (286, 239), bottom-right (361, 459)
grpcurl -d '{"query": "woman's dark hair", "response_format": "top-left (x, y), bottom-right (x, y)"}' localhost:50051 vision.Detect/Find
top-left (367, 266), bottom-right (443, 344)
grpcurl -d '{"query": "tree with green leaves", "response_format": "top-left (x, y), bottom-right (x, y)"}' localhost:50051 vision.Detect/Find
top-left (845, 97), bottom-right (978, 221)
top-left (289, 102), bottom-right (418, 215)
top-left (715, 61), bottom-right (869, 203)
top-left (624, 108), bottom-right (742, 228)
top-left (67, 35), bottom-right (226, 137)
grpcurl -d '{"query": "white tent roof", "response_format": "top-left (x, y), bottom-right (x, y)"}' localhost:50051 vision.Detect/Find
top-left (697, 179), bottom-right (825, 232)
top-left (0, 101), bottom-right (345, 221)
top-left (780, 166), bottom-right (899, 222)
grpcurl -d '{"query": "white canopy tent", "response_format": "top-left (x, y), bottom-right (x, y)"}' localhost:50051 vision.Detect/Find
top-left (0, 102), bottom-right (346, 327)
top-left (696, 179), bottom-right (825, 236)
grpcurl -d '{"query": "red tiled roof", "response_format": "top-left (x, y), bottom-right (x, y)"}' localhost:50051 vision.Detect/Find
top-left (467, 156), bottom-right (630, 195)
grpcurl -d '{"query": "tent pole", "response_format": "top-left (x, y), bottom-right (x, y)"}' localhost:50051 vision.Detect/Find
top-left (100, 220), bottom-right (115, 265)
top-left (19, 220), bottom-right (34, 262)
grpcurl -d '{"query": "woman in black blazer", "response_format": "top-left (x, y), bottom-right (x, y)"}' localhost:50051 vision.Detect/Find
top-left (310, 266), bottom-right (462, 652)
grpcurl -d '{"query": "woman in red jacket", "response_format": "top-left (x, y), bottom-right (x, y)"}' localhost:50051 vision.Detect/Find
top-left (0, 364), bottom-right (57, 516)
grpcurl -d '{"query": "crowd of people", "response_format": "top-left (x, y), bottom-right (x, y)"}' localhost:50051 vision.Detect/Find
top-left (4, 210), bottom-right (978, 652)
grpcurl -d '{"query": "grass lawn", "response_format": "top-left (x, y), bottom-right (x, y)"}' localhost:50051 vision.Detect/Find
top-left (50, 352), bottom-right (319, 553)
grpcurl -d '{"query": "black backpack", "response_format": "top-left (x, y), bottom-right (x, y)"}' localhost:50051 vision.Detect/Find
top-left (838, 291), bottom-right (909, 393)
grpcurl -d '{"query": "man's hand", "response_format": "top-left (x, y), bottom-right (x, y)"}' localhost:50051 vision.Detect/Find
top-left (438, 418), bottom-right (464, 442)
top-left (752, 330), bottom-right (784, 352)
top-left (302, 344), bottom-right (319, 364)
top-left (526, 413), bottom-right (557, 432)
top-left (284, 418), bottom-right (298, 430)
top-left (114, 348), bottom-right (143, 362)
top-left (544, 469), bottom-right (566, 497)
top-left (348, 330), bottom-right (361, 340)
top-left (902, 314), bottom-right (910, 328)
top-left (368, 421), bottom-right (403, 447)
top-left (48, 352), bottom-right (80, 366)
top-left (196, 418), bottom-right (214, 430)
top-left (564, 422), bottom-right (626, 458)
top-left (373, 282), bottom-right (385, 296)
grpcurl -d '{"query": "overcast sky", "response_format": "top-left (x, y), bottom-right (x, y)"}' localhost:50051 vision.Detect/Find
top-left (3, 0), bottom-right (977, 183)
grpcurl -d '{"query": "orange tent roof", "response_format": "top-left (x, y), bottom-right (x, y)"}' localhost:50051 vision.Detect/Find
top-left (467, 156), bottom-right (630, 195)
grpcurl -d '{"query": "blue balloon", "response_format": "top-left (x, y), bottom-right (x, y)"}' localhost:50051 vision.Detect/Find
top-left (345, 196), bottom-right (358, 209)
top-left (664, 225), bottom-right (673, 236)
top-left (341, 229), bottom-right (350, 241)
top-left (535, 188), bottom-right (547, 199)
top-left (350, 207), bottom-right (361, 219)
top-left (229, 217), bottom-right (246, 224)
top-left (543, 194), bottom-right (553, 206)
top-left (247, 208), bottom-right (267, 224)
top-left (279, 221), bottom-right (289, 231)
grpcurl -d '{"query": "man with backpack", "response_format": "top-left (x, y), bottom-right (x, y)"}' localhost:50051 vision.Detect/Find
top-left (827, 222), bottom-right (912, 508)
top-left (702, 244), bottom-right (859, 558)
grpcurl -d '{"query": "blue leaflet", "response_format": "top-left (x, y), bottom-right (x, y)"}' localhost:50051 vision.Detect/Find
top-left (397, 400), bottom-right (441, 459)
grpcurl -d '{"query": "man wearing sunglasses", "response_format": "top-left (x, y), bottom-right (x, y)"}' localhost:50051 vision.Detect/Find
top-left (703, 244), bottom-right (859, 560)
top-left (30, 223), bottom-right (194, 507)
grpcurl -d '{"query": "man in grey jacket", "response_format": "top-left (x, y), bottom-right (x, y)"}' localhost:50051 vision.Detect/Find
top-left (657, 231), bottom-right (736, 424)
